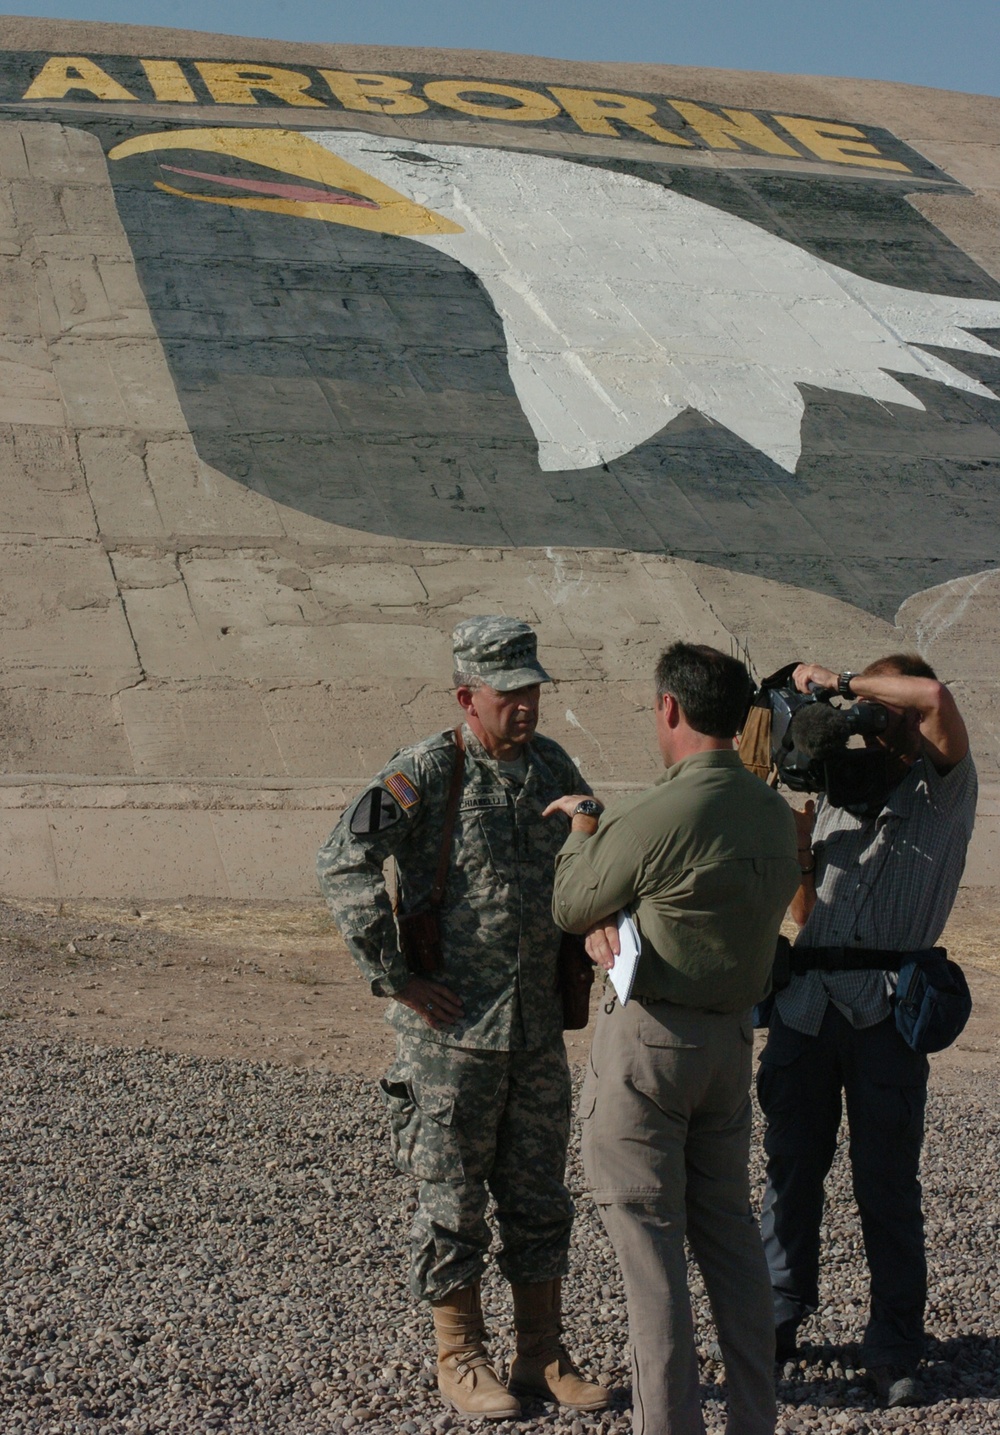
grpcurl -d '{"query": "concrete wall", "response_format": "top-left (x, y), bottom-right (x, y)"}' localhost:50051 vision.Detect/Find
top-left (0, 19), bottom-right (997, 897)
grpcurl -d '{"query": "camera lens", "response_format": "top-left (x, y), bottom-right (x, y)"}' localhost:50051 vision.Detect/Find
top-left (846, 701), bottom-right (889, 736)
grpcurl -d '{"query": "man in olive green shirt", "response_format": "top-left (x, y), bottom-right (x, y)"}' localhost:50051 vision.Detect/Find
top-left (547, 643), bottom-right (800, 1435)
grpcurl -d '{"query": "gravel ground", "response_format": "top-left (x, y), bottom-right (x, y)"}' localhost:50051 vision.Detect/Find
top-left (1, 1035), bottom-right (998, 1434)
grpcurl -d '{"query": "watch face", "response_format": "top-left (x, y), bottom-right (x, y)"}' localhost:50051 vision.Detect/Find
top-left (574, 799), bottom-right (603, 817)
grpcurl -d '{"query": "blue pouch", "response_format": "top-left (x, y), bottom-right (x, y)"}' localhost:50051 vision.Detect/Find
top-left (893, 950), bottom-right (972, 1054)
top-left (752, 991), bottom-right (775, 1029)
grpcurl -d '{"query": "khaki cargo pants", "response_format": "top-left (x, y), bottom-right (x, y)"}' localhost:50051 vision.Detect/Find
top-left (580, 995), bottom-right (775, 1435)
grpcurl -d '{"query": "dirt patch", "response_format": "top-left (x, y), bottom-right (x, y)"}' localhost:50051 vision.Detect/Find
top-left (0, 893), bottom-right (996, 1084)
top-left (0, 897), bottom-right (385, 1074)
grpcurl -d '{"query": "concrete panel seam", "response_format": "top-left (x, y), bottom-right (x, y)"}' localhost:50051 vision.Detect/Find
top-left (71, 427), bottom-right (151, 700)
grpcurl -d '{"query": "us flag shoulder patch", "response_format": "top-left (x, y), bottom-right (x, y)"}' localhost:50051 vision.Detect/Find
top-left (384, 770), bottom-right (420, 809)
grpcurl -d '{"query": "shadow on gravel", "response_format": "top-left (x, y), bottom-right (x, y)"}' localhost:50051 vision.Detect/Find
top-left (921, 1334), bottom-right (1000, 1402)
top-left (774, 1332), bottom-right (1000, 1412)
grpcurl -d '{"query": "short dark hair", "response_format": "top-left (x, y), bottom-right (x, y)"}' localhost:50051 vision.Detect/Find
top-left (655, 642), bottom-right (754, 739)
top-left (861, 652), bottom-right (938, 681)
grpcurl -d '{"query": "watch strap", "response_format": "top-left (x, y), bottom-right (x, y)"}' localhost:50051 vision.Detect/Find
top-left (573, 798), bottom-right (603, 818)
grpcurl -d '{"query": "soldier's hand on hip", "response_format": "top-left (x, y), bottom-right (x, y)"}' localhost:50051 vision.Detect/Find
top-left (394, 977), bottom-right (465, 1030)
top-left (584, 918), bottom-right (620, 971)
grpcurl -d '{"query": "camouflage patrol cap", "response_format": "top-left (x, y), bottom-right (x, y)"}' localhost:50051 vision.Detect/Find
top-left (452, 616), bottom-right (551, 692)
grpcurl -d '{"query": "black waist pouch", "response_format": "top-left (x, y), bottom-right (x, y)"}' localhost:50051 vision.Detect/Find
top-left (894, 950), bottom-right (972, 1054)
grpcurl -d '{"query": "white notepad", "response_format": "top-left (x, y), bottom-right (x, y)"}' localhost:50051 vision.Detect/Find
top-left (609, 909), bottom-right (641, 1007)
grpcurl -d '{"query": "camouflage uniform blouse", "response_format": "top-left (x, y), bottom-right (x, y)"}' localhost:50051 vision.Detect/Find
top-left (317, 723), bottom-right (588, 1052)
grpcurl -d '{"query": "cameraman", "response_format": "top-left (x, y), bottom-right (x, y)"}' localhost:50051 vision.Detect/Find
top-left (757, 653), bottom-right (976, 1409)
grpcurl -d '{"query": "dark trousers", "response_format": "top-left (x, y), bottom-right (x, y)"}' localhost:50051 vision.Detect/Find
top-left (756, 1005), bottom-right (928, 1370)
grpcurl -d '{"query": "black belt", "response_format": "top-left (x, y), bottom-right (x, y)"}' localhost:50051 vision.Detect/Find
top-left (774, 936), bottom-right (945, 989)
top-left (630, 994), bottom-right (732, 1014)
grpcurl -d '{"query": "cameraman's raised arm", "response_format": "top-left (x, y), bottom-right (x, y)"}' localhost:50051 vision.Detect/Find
top-left (791, 661), bottom-right (968, 775)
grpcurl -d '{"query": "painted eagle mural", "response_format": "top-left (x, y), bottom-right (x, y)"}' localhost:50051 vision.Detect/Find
top-left (61, 119), bottom-right (1000, 618)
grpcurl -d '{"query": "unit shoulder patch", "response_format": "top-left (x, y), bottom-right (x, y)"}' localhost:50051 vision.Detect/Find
top-left (349, 786), bottom-right (403, 836)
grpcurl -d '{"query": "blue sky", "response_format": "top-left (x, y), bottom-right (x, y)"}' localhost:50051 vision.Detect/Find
top-left (7, 0), bottom-right (1000, 99)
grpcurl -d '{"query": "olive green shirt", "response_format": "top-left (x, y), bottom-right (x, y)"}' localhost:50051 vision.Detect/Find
top-left (552, 749), bottom-right (800, 1012)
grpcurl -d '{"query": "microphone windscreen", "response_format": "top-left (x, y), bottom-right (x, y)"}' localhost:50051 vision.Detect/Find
top-left (789, 702), bottom-right (851, 761)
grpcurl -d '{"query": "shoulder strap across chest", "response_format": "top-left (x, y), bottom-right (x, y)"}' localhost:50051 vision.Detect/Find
top-left (429, 726), bottom-right (467, 909)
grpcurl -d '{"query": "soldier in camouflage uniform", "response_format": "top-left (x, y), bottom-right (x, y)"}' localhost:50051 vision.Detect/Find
top-left (317, 617), bottom-right (609, 1420)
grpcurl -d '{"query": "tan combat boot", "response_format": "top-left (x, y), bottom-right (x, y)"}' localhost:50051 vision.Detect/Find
top-left (431, 1282), bottom-right (521, 1420)
top-left (508, 1278), bottom-right (610, 1410)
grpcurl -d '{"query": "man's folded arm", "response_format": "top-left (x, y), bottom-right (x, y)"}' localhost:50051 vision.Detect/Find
top-left (552, 815), bottom-right (648, 934)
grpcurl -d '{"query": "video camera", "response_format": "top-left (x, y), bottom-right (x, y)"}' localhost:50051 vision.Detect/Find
top-left (745, 662), bottom-right (891, 818)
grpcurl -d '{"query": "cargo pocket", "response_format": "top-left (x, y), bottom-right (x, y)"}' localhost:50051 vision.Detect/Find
top-left (636, 1001), bottom-right (704, 1051)
top-left (406, 1075), bottom-right (467, 1181)
top-left (453, 796), bottom-right (508, 894)
top-left (755, 1015), bottom-right (811, 1117)
top-left (757, 1013), bottom-right (810, 1069)
top-left (577, 1059), bottom-right (598, 1122)
top-left (379, 1074), bottom-right (419, 1174)
top-left (861, 1018), bottom-right (929, 1141)
top-left (628, 1004), bottom-right (703, 1111)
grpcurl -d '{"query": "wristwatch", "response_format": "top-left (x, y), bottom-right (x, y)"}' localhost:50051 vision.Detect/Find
top-left (837, 672), bottom-right (856, 699)
top-left (573, 799), bottom-right (604, 818)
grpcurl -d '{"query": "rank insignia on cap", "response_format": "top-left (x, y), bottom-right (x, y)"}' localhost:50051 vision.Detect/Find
top-left (384, 771), bottom-right (420, 809)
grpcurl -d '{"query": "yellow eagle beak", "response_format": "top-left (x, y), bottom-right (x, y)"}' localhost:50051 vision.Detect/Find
top-left (108, 127), bottom-right (464, 236)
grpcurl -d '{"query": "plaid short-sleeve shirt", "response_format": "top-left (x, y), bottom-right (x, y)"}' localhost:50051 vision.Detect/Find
top-left (775, 749), bottom-right (978, 1036)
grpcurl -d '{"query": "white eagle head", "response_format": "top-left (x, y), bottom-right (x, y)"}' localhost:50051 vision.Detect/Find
top-left (309, 130), bottom-right (1000, 475)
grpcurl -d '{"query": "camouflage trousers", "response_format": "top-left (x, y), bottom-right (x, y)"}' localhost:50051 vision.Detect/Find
top-left (379, 1035), bottom-right (574, 1302)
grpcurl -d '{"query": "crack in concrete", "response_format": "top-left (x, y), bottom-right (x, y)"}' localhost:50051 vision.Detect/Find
top-left (686, 572), bottom-right (741, 653)
top-left (398, 683), bottom-right (430, 709)
top-left (65, 431), bottom-right (147, 698)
